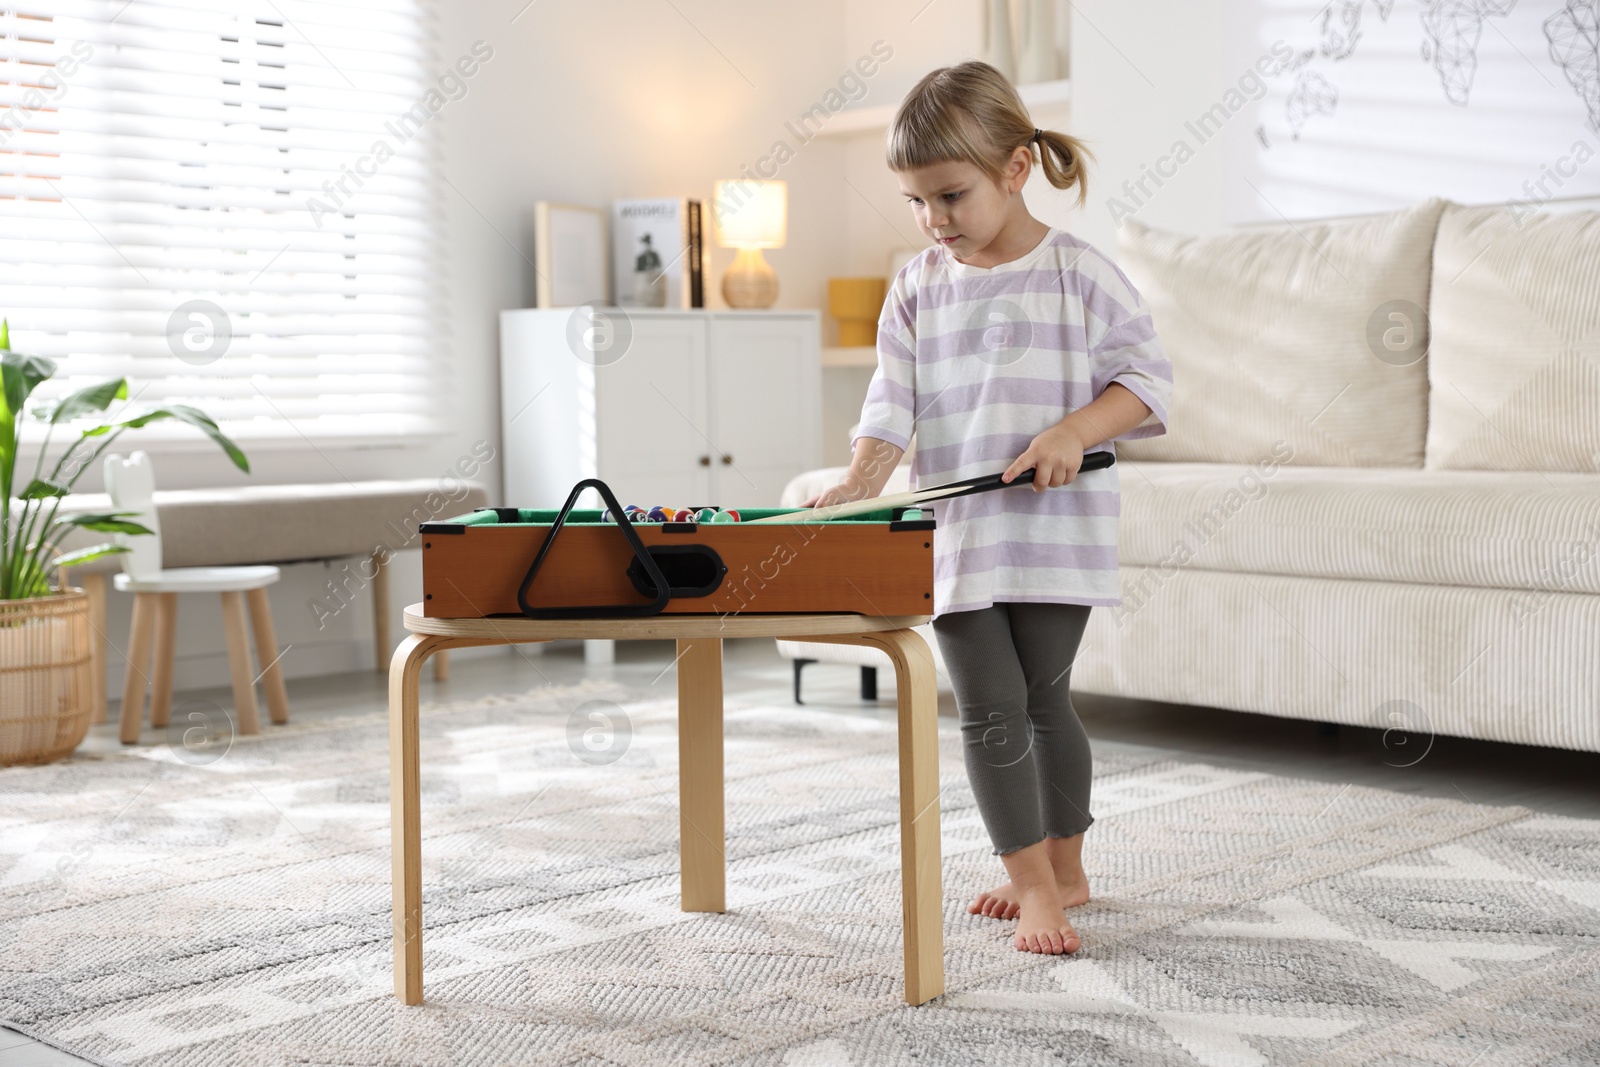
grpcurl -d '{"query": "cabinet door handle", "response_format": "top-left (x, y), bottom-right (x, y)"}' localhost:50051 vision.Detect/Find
top-left (720, 454), bottom-right (733, 465)
top-left (699, 455), bottom-right (712, 467)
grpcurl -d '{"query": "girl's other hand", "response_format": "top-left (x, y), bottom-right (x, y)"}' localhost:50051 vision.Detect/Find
top-left (1002, 424), bottom-right (1086, 493)
top-left (801, 482), bottom-right (859, 508)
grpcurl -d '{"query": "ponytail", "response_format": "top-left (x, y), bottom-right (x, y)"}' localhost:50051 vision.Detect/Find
top-left (1034, 128), bottom-right (1093, 208)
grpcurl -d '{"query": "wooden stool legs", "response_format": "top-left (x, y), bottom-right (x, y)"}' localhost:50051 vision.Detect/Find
top-left (220, 591), bottom-right (262, 736)
top-left (77, 572), bottom-right (109, 723)
top-left (677, 638), bottom-right (725, 913)
top-left (371, 549), bottom-right (391, 673)
top-left (387, 620), bottom-right (944, 1009)
top-left (148, 593), bottom-right (178, 728)
top-left (390, 632), bottom-right (452, 1005)
top-left (119, 588), bottom-right (290, 743)
top-left (119, 593), bottom-right (157, 745)
top-left (790, 628), bottom-right (946, 1006)
top-left (877, 629), bottom-right (946, 1006)
top-left (247, 588), bottom-right (290, 725)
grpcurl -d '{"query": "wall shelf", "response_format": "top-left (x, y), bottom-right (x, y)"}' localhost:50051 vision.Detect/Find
top-left (816, 78), bottom-right (1072, 138)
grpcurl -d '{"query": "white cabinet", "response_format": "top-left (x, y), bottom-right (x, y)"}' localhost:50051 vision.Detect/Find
top-left (499, 308), bottom-right (821, 510)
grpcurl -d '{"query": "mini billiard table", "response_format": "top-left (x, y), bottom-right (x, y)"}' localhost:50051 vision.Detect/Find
top-left (419, 479), bottom-right (937, 619)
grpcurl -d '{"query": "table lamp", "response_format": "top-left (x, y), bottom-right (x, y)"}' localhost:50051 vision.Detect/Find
top-left (713, 179), bottom-right (786, 308)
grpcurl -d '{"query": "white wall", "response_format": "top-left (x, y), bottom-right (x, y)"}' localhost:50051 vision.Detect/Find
top-left (1064, 0), bottom-right (1234, 254)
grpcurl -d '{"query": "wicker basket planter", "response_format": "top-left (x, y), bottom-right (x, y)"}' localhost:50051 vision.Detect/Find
top-left (0, 589), bottom-right (94, 765)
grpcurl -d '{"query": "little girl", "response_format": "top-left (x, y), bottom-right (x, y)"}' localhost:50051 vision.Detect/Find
top-left (806, 61), bottom-right (1173, 955)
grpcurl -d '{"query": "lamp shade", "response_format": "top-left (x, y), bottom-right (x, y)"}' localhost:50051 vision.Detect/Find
top-left (712, 179), bottom-right (786, 249)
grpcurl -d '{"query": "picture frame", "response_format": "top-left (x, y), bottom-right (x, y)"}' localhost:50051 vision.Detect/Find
top-left (533, 202), bottom-right (610, 308)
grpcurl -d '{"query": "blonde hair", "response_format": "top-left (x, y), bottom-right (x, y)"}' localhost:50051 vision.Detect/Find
top-left (886, 60), bottom-right (1092, 208)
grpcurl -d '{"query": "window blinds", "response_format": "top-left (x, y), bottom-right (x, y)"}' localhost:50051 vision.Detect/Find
top-left (0, 0), bottom-right (444, 442)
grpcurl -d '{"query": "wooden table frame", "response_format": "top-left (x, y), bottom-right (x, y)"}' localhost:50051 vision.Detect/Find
top-left (388, 605), bottom-right (945, 1007)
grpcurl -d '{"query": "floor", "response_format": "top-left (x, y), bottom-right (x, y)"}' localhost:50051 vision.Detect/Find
top-left (6, 638), bottom-right (1598, 1065)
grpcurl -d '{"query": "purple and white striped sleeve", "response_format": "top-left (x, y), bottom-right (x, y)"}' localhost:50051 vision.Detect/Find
top-left (851, 267), bottom-right (917, 453)
top-left (1083, 264), bottom-right (1173, 441)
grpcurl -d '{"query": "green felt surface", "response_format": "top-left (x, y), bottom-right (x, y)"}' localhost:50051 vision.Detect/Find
top-left (442, 507), bottom-right (908, 526)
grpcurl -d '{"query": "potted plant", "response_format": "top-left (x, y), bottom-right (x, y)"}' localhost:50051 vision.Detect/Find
top-left (1, 319), bottom-right (248, 764)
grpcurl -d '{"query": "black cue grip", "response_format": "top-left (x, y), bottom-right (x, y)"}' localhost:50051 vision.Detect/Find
top-left (932, 451), bottom-right (1116, 502)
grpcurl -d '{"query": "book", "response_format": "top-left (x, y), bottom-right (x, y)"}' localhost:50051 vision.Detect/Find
top-left (610, 197), bottom-right (705, 309)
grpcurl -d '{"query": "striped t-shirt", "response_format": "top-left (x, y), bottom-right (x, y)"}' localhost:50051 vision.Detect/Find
top-left (853, 226), bottom-right (1174, 617)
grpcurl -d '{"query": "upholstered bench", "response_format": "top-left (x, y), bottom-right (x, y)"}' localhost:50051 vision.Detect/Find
top-left (56, 479), bottom-right (490, 719)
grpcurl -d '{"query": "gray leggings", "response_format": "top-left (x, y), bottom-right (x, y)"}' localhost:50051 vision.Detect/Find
top-left (931, 603), bottom-right (1095, 856)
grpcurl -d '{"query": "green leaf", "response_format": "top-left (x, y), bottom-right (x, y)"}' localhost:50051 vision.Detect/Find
top-left (8, 558), bottom-right (51, 600)
top-left (118, 405), bottom-right (249, 472)
top-left (50, 511), bottom-right (153, 536)
top-left (2, 350), bottom-right (57, 416)
top-left (1, 346), bottom-right (56, 507)
top-left (1, 318), bottom-right (8, 350)
top-left (18, 478), bottom-right (69, 499)
top-left (53, 543), bottom-right (130, 570)
top-left (50, 378), bottom-right (128, 425)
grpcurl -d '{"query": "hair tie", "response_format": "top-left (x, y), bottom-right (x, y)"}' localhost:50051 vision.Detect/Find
top-left (1032, 128), bottom-right (1042, 143)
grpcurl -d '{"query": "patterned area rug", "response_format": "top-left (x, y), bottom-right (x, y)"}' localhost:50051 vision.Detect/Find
top-left (1, 681), bottom-right (1597, 1067)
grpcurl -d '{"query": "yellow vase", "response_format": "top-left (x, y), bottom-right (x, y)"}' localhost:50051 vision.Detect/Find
top-left (828, 277), bottom-right (888, 347)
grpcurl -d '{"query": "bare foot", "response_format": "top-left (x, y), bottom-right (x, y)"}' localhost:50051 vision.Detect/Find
top-left (968, 875), bottom-right (1090, 919)
top-left (1058, 875), bottom-right (1090, 910)
top-left (1013, 888), bottom-right (1081, 954)
top-left (969, 881), bottom-right (1026, 919)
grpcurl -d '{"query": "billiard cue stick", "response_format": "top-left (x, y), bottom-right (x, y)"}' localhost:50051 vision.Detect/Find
top-left (744, 451), bottom-right (1115, 525)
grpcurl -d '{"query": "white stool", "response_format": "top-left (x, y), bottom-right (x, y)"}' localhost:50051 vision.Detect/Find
top-left (106, 452), bottom-right (290, 744)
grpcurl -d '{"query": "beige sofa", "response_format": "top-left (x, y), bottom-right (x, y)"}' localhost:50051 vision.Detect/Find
top-left (781, 198), bottom-right (1600, 753)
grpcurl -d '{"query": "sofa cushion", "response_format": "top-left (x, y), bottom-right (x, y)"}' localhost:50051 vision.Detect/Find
top-left (1114, 198), bottom-right (1446, 467)
top-left (1116, 459), bottom-right (1600, 597)
top-left (1425, 203), bottom-right (1600, 472)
